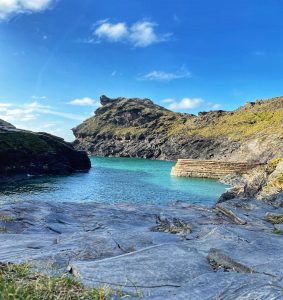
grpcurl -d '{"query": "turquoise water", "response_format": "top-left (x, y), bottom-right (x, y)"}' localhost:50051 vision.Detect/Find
top-left (0, 157), bottom-right (228, 205)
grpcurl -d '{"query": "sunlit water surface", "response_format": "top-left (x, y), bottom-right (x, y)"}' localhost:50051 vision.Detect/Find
top-left (0, 157), bottom-right (228, 205)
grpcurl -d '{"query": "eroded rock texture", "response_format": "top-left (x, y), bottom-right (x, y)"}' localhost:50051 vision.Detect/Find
top-left (1, 199), bottom-right (283, 299)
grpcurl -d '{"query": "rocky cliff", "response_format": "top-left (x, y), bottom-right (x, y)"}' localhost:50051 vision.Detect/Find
top-left (0, 120), bottom-right (91, 182)
top-left (73, 95), bottom-right (283, 163)
top-left (219, 157), bottom-right (283, 204)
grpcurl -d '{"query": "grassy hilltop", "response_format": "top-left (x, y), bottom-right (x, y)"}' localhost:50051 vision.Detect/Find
top-left (73, 96), bottom-right (283, 163)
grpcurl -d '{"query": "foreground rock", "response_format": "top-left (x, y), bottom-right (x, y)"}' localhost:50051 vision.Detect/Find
top-left (73, 95), bottom-right (283, 163)
top-left (0, 120), bottom-right (91, 183)
top-left (1, 199), bottom-right (283, 299)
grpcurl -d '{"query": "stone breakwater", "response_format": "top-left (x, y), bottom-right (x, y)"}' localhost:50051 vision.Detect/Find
top-left (171, 159), bottom-right (262, 179)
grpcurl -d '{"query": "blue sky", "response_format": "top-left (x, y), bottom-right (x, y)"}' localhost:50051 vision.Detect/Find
top-left (0, 0), bottom-right (283, 141)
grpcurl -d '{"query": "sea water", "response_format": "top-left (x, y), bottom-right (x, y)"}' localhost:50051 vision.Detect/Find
top-left (0, 157), bottom-right (228, 205)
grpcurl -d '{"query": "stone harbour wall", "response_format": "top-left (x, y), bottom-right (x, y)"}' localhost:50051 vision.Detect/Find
top-left (171, 159), bottom-right (262, 179)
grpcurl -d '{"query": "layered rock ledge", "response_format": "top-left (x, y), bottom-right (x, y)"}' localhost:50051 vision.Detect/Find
top-left (171, 159), bottom-right (262, 179)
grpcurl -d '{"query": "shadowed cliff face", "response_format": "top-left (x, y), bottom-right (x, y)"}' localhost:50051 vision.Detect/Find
top-left (72, 95), bottom-right (283, 163)
top-left (0, 120), bottom-right (91, 182)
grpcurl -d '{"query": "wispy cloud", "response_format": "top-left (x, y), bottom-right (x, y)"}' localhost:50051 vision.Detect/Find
top-left (69, 97), bottom-right (99, 107)
top-left (90, 19), bottom-right (171, 47)
top-left (0, 0), bottom-right (55, 21)
top-left (32, 95), bottom-right (48, 100)
top-left (139, 66), bottom-right (191, 82)
top-left (207, 102), bottom-right (221, 109)
top-left (161, 98), bottom-right (175, 104)
top-left (162, 97), bottom-right (221, 111)
top-left (0, 101), bottom-right (84, 122)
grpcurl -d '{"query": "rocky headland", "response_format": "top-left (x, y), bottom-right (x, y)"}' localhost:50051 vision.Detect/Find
top-left (0, 119), bottom-right (91, 183)
top-left (73, 95), bottom-right (283, 163)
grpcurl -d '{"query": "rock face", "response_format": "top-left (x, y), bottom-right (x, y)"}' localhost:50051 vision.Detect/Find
top-left (171, 159), bottom-right (261, 179)
top-left (73, 95), bottom-right (283, 163)
top-left (219, 158), bottom-right (283, 204)
top-left (0, 120), bottom-right (91, 182)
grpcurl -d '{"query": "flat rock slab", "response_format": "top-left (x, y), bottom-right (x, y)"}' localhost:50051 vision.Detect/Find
top-left (1, 200), bottom-right (283, 298)
top-left (70, 243), bottom-right (211, 297)
top-left (215, 198), bottom-right (280, 229)
top-left (189, 225), bottom-right (283, 277)
top-left (147, 273), bottom-right (283, 300)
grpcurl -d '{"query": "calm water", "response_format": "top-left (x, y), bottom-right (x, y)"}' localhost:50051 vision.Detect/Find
top-left (0, 157), bottom-right (228, 205)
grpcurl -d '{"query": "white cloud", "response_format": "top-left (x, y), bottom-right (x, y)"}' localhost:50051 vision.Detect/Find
top-left (95, 21), bottom-right (128, 41)
top-left (0, 0), bottom-right (55, 20)
top-left (0, 102), bottom-right (12, 109)
top-left (0, 101), bottom-right (83, 122)
top-left (163, 97), bottom-right (221, 111)
top-left (140, 67), bottom-right (191, 82)
top-left (92, 20), bottom-right (170, 47)
top-left (168, 98), bottom-right (204, 110)
top-left (129, 21), bottom-right (169, 47)
top-left (69, 97), bottom-right (98, 107)
top-left (208, 103), bottom-right (221, 109)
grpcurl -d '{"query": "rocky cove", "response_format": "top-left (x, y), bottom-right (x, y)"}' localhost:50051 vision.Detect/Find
top-left (0, 156), bottom-right (283, 298)
top-left (0, 96), bottom-right (283, 299)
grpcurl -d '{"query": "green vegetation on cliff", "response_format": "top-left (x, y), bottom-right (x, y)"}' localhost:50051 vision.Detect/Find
top-left (75, 96), bottom-right (283, 141)
top-left (0, 132), bottom-right (54, 154)
top-left (169, 98), bottom-right (283, 140)
top-left (0, 124), bottom-right (91, 181)
top-left (73, 95), bottom-right (283, 162)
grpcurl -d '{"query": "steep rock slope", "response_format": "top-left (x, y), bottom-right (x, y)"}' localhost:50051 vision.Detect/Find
top-left (0, 120), bottom-right (91, 182)
top-left (219, 157), bottom-right (283, 204)
top-left (73, 95), bottom-right (283, 163)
